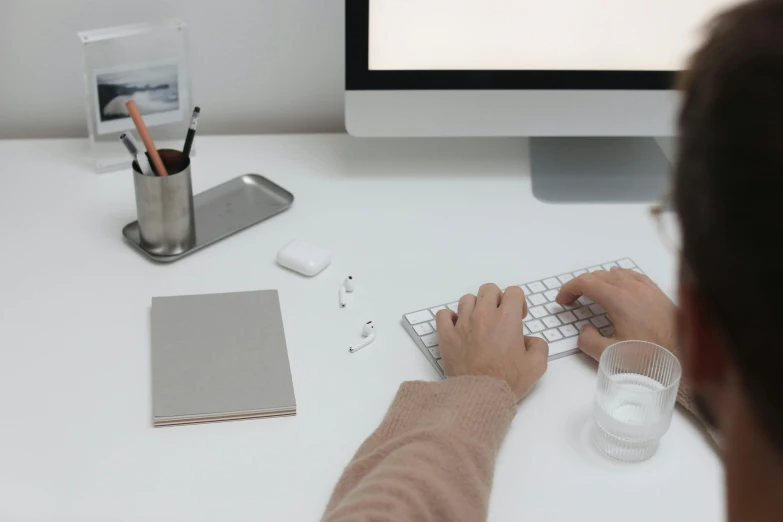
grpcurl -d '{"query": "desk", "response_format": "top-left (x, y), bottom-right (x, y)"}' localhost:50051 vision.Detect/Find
top-left (0, 135), bottom-right (723, 521)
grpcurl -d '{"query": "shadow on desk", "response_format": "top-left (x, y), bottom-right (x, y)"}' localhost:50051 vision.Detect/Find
top-left (329, 137), bottom-right (530, 179)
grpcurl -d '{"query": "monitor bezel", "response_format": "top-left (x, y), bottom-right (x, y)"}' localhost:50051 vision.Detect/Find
top-left (346, 1), bottom-right (677, 91)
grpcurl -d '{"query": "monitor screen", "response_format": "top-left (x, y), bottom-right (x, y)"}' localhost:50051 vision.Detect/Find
top-left (369, 0), bottom-right (741, 72)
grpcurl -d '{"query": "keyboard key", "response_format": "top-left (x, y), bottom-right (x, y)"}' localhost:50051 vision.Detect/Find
top-left (575, 320), bottom-right (591, 332)
top-left (544, 277), bottom-right (561, 289)
top-left (530, 293), bottom-right (547, 306)
top-left (437, 359), bottom-right (445, 372)
top-left (558, 274), bottom-right (574, 284)
top-left (572, 269), bottom-right (588, 277)
top-left (559, 324), bottom-right (579, 337)
top-left (523, 324), bottom-right (530, 335)
top-left (544, 329), bottom-right (564, 342)
top-left (429, 320), bottom-right (437, 331)
top-left (543, 316), bottom-right (561, 328)
top-left (618, 258), bottom-right (635, 269)
top-left (603, 262), bottom-right (619, 270)
top-left (574, 306), bottom-right (594, 320)
top-left (447, 302), bottom-right (459, 312)
top-left (526, 298), bottom-right (532, 308)
top-left (414, 323), bottom-right (434, 336)
top-left (530, 306), bottom-right (548, 319)
top-left (428, 346), bottom-right (441, 359)
top-left (431, 305), bottom-right (447, 315)
top-left (519, 284), bottom-right (530, 295)
top-left (421, 333), bottom-right (439, 347)
top-left (589, 303), bottom-right (607, 315)
top-left (546, 302), bottom-right (564, 315)
top-left (600, 326), bottom-right (615, 338)
top-left (577, 296), bottom-right (594, 306)
top-left (557, 311), bottom-right (577, 324)
top-left (527, 320), bottom-right (545, 332)
top-left (528, 281), bottom-right (547, 293)
top-left (588, 266), bottom-right (603, 272)
top-left (591, 315), bottom-right (611, 328)
top-left (406, 310), bottom-right (433, 325)
top-left (544, 289), bottom-right (559, 302)
top-left (563, 302), bottom-right (579, 310)
top-left (530, 333), bottom-right (546, 341)
top-left (633, 267), bottom-right (644, 274)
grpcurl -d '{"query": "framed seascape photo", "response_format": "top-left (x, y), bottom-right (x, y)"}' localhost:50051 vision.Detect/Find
top-left (79, 20), bottom-right (193, 173)
top-left (94, 61), bottom-right (184, 135)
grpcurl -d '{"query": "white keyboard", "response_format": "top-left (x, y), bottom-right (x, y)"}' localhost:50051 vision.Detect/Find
top-left (401, 258), bottom-right (644, 378)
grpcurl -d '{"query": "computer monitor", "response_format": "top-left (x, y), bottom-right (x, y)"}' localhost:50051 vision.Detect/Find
top-left (345, 0), bottom-right (741, 202)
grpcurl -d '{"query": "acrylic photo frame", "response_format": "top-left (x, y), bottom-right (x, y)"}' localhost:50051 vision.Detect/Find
top-left (79, 19), bottom-right (194, 173)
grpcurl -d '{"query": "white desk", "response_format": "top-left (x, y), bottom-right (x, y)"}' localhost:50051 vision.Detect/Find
top-left (0, 135), bottom-right (723, 521)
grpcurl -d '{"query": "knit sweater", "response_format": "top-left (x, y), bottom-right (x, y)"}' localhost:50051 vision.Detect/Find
top-left (321, 375), bottom-right (717, 522)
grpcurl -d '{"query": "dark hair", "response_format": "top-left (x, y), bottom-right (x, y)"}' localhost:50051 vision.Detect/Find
top-left (676, 0), bottom-right (783, 449)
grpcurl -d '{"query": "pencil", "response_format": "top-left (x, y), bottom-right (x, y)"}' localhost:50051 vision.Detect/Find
top-left (119, 133), bottom-right (139, 158)
top-left (125, 100), bottom-right (169, 177)
top-left (181, 106), bottom-right (200, 168)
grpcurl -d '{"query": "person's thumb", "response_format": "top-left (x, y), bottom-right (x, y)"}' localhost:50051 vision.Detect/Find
top-left (577, 324), bottom-right (612, 362)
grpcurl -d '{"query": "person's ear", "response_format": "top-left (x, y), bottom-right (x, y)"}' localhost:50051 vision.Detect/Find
top-left (677, 283), bottom-right (728, 387)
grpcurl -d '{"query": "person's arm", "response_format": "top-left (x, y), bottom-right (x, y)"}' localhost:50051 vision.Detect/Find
top-left (322, 284), bottom-right (548, 522)
top-left (556, 267), bottom-right (721, 447)
top-left (322, 377), bottom-right (516, 522)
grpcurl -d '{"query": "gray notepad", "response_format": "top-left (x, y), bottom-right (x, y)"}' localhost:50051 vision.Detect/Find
top-left (151, 290), bottom-right (296, 427)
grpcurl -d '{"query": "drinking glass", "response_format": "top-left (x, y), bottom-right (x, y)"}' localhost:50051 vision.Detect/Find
top-left (593, 340), bottom-right (682, 462)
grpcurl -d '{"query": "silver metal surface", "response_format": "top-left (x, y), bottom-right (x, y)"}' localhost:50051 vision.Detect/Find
top-left (530, 137), bottom-right (672, 203)
top-left (132, 149), bottom-right (196, 255)
top-left (124, 174), bottom-right (294, 263)
top-left (346, 90), bottom-right (679, 137)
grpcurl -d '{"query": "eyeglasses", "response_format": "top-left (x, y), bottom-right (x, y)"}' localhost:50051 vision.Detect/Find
top-left (649, 191), bottom-right (683, 253)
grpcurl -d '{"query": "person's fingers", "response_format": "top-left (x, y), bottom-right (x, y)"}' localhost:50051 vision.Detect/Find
top-left (435, 308), bottom-right (457, 334)
top-left (500, 285), bottom-right (527, 319)
top-left (457, 293), bottom-right (476, 319)
top-left (609, 266), bottom-right (642, 285)
top-left (619, 267), bottom-right (656, 287)
top-left (476, 283), bottom-right (502, 312)
top-left (591, 269), bottom-right (625, 287)
top-left (524, 336), bottom-right (549, 380)
top-left (525, 335), bottom-right (550, 358)
top-left (576, 324), bottom-right (613, 361)
top-left (556, 273), bottom-right (619, 308)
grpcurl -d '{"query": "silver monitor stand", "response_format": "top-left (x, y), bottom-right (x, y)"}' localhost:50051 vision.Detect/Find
top-left (530, 137), bottom-right (673, 203)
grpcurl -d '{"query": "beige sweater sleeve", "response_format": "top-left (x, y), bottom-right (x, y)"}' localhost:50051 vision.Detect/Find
top-left (322, 368), bottom-right (719, 522)
top-left (321, 376), bottom-right (518, 522)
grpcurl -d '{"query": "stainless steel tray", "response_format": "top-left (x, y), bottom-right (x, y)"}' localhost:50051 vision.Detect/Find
top-left (123, 174), bottom-right (294, 263)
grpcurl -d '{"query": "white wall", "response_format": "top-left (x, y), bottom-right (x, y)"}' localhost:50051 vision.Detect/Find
top-left (0, 0), bottom-right (346, 139)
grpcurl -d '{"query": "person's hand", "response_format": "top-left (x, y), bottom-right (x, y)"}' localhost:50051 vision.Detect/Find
top-left (555, 267), bottom-right (677, 361)
top-left (435, 284), bottom-right (549, 401)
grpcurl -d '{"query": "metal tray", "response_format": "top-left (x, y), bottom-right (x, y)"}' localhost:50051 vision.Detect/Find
top-left (123, 174), bottom-right (294, 263)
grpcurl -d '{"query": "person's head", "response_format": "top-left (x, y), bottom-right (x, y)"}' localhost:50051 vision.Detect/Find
top-left (675, 0), bottom-right (783, 458)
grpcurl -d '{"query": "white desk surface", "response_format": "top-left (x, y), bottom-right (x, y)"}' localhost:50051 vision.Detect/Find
top-left (0, 134), bottom-right (723, 521)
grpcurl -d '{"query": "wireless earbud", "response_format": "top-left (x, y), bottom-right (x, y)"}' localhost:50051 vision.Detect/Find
top-left (339, 276), bottom-right (355, 308)
top-left (349, 321), bottom-right (376, 353)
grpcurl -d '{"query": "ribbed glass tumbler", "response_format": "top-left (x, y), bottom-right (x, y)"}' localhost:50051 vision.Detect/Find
top-left (593, 341), bottom-right (682, 462)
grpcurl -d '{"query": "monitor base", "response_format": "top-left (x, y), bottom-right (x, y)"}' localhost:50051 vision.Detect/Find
top-left (530, 138), bottom-right (672, 203)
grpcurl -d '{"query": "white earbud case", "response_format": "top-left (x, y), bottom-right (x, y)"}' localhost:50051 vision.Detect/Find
top-left (277, 240), bottom-right (333, 276)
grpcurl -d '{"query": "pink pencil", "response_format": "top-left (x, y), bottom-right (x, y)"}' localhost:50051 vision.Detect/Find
top-left (125, 100), bottom-right (169, 177)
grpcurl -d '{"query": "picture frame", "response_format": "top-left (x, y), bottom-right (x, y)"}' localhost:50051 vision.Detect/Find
top-left (93, 60), bottom-right (185, 136)
top-left (79, 20), bottom-right (193, 173)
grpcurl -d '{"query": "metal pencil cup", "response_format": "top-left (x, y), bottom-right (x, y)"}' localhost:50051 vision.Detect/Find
top-left (132, 149), bottom-right (196, 256)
